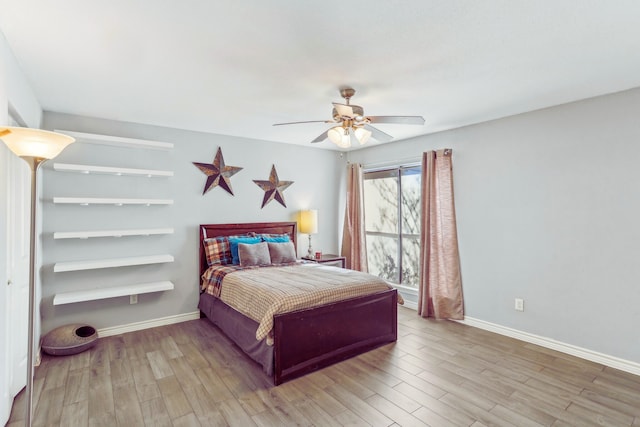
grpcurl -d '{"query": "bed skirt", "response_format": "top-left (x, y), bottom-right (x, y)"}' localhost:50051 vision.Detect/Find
top-left (198, 292), bottom-right (274, 376)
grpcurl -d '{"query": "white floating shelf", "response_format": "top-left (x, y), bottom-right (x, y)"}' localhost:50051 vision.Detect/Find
top-left (55, 130), bottom-right (173, 150)
top-left (54, 163), bottom-right (173, 178)
top-left (54, 228), bottom-right (174, 240)
top-left (53, 280), bottom-right (175, 305)
top-left (53, 197), bottom-right (173, 206)
top-left (54, 254), bottom-right (174, 272)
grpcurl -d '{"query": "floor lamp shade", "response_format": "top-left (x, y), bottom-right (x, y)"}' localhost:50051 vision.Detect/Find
top-left (0, 127), bottom-right (74, 427)
top-left (0, 127), bottom-right (75, 159)
top-left (299, 209), bottom-right (318, 234)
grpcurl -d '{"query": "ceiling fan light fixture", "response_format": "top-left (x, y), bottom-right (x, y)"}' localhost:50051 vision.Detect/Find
top-left (327, 126), bottom-right (351, 148)
top-left (354, 127), bottom-right (371, 145)
top-left (328, 125), bottom-right (373, 148)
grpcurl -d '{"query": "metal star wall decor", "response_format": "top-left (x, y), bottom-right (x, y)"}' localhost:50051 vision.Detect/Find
top-left (193, 147), bottom-right (243, 196)
top-left (253, 164), bottom-right (294, 208)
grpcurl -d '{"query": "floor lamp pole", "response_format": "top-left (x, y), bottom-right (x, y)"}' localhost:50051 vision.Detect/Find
top-left (25, 157), bottom-right (44, 427)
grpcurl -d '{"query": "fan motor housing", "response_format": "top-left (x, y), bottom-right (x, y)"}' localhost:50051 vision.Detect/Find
top-left (332, 105), bottom-right (364, 120)
top-left (339, 87), bottom-right (356, 100)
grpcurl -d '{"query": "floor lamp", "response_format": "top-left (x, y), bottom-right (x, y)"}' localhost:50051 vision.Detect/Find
top-left (0, 127), bottom-right (74, 426)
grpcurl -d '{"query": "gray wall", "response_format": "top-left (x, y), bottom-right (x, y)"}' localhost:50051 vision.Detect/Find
top-left (40, 113), bottom-right (345, 333)
top-left (347, 87), bottom-right (640, 363)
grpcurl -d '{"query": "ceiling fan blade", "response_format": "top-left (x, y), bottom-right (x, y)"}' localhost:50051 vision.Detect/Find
top-left (332, 103), bottom-right (356, 118)
top-left (367, 115), bottom-right (425, 125)
top-left (273, 120), bottom-right (333, 126)
top-left (364, 124), bottom-right (393, 142)
top-left (311, 129), bottom-right (330, 143)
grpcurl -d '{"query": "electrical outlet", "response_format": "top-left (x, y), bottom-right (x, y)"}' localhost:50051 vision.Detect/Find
top-left (515, 298), bottom-right (524, 311)
top-left (130, 294), bottom-right (138, 304)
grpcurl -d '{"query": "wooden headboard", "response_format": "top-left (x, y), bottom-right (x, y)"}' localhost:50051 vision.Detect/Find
top-left (199, 222), bottom-right (297, 276)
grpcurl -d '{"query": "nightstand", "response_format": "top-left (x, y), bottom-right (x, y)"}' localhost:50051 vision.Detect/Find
top-left (304, 254), bottom-right (346, 269)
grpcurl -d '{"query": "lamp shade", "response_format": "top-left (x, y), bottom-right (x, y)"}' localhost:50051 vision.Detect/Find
top-left (299, 209), bottom-right (318, 234)
top-left (327, 125), bottom-right (372, 148)
top-left (327, 126), bottom-right (351, 148)
top-left (0, 127), bottom-right (75, 159)
top-left (354, 127), bottom-right (372, 145)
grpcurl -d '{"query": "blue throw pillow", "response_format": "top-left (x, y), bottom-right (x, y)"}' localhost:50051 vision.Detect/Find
top-left (229, 236), bottom-right (262, 264)
top-left (259, 233), bottom-right (291, 243)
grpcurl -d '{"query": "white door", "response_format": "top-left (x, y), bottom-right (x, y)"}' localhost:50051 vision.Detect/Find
top-left (0, 144), bottom-right (10, 426)
top-left (3, 148), bottom-right (30, 406)
top-left (6, 152), bottom-right (30, 396)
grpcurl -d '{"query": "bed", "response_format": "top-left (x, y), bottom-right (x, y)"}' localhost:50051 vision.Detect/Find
top-left (198, 221), bottom-right (398, 385)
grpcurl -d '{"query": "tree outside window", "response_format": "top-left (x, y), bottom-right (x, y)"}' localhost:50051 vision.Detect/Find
top-left (364, 165), bottom-right (421, 288)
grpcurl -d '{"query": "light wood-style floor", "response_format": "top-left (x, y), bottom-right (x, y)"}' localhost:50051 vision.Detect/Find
top-left (7, 306), bottom-right (640, 426)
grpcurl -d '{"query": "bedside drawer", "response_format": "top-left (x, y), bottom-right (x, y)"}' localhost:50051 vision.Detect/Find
top-left (315, 255), bottom-right (346, 269)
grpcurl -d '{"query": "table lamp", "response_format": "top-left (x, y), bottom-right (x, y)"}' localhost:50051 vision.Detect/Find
top-left (299, 209), bottom-right (318, 259)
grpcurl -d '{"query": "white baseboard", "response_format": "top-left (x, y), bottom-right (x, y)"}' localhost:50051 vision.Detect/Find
top-left (401, 300), bottom-right (418, 311)
top-left (458, 316), bottom-right (640, 377)
top-left (97, 311), bottom-right (201, 338)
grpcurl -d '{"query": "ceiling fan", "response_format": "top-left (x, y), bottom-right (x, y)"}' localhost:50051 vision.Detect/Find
top-left (273, 87), bottom-right (425, 148)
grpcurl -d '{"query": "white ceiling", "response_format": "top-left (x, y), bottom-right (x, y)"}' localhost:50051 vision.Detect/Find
top-left (1, 1), bottom-right (640, 150)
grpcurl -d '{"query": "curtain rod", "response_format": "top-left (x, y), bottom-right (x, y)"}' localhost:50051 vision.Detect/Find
top-left (362, 156), bottom-right (422, 171)
top-left (361, 148), bottom-right (452, 171)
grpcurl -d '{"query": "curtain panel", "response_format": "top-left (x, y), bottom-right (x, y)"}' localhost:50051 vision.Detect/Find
top-left (341, 163), bottom-right (368, 272)
top-left (418, 149), bottom-right (464, 319)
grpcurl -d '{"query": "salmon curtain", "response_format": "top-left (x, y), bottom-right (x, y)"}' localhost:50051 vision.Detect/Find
top-left (418, 149), bottom-right (464, 319)
top-left (341, 163), bottom-right (368, 272)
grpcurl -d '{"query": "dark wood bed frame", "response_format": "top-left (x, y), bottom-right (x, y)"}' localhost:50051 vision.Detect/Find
top-left (199, 221), bottom-right (398, 385)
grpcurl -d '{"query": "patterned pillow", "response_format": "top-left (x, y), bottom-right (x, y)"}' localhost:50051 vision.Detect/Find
top-left (259, 233), bottom-right (290, 243)
top-left (267, 241), bottom-right (297, 264)
top-left (203, 237), bottom-right (232, 266)
top-left (238, 242), bottom-right (272, 266)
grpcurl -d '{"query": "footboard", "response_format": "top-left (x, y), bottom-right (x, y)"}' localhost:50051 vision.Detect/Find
top-left (273, 289), bottom-right (398, 385)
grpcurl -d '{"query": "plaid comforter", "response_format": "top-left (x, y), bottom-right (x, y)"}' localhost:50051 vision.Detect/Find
top-left (201, 262), bottom-right (402, 344)
top-left (201, 264), bottom-right (257, 297)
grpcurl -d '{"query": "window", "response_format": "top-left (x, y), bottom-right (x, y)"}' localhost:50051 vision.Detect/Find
top-left (364, 164), bottom-right (421, 288)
